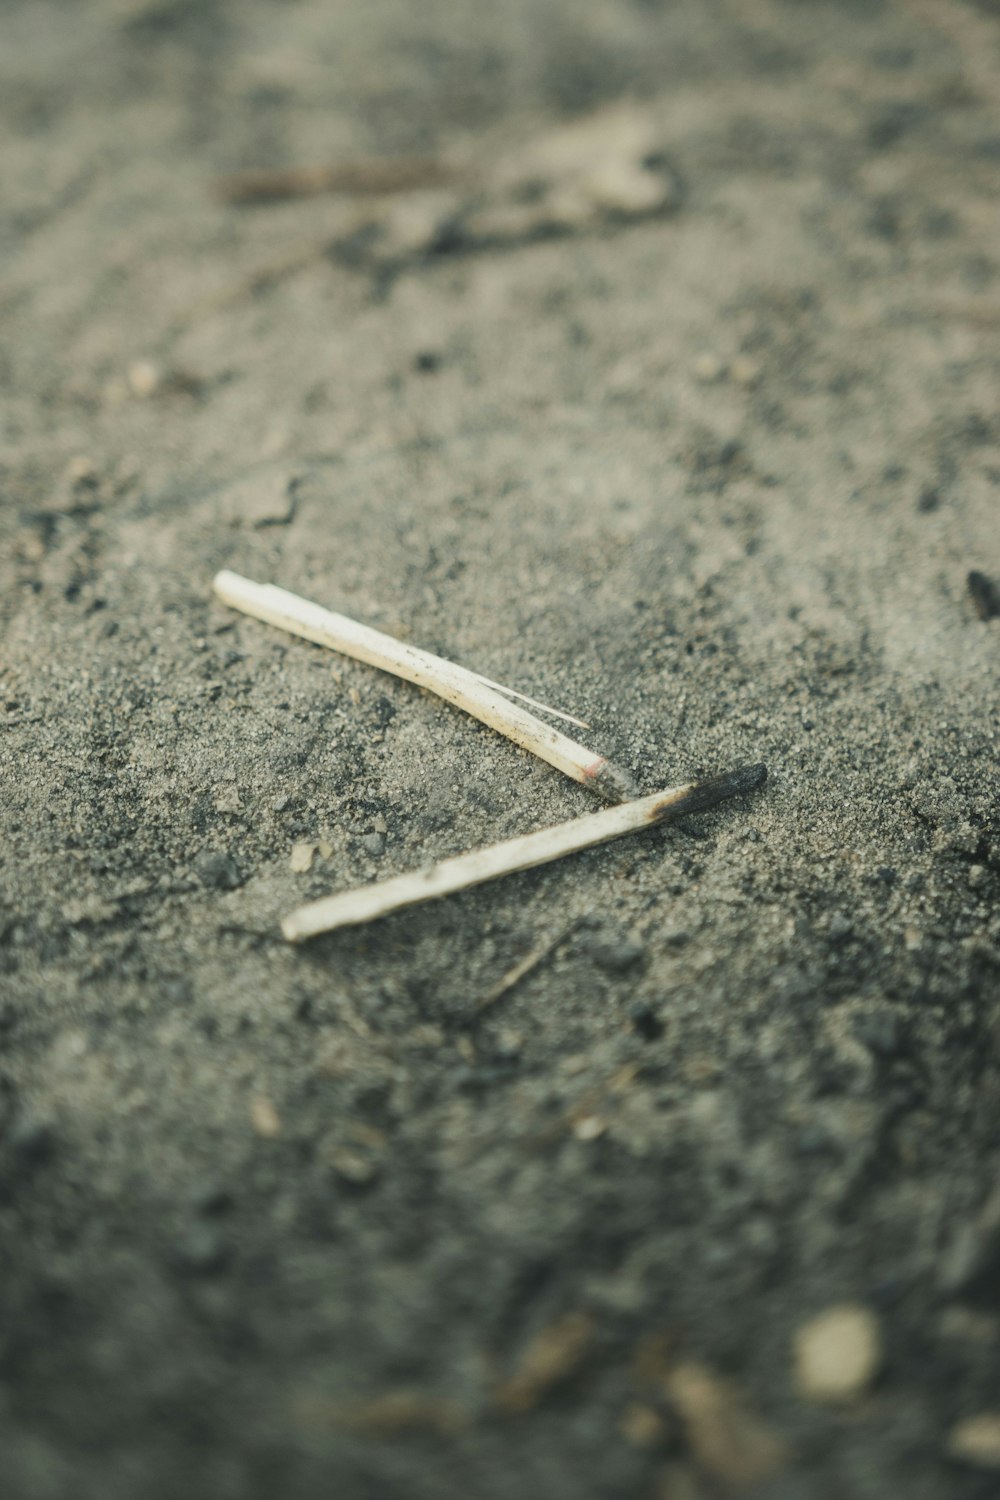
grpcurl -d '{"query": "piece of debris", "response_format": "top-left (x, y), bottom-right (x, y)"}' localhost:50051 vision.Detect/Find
top-left (213, 570), bottom-right (625, 797)
top-left (494, 1311), bottom-right (594, 1414)
top-left (967, 570), bottom-right (1000, 621)
top-left (281, 766), bottom-right (767, 941)
top-left (473, 923), bottom-right (579, 1017)
top-left (666, 1361), bottom-right (790, 1488)
top-left (329, 1146), bottom-right (380, 1188)
top-left (620, 1402), bottom-right (667, 1448)
top-left (216, 157), bottom-right (462, 206)
top-left (289, 842), bottom-right (316, 874)
top-left (947, 1414), bottom-right (1000, 1470)
top-left (309, 1388), bottom-right (466, 1437)
top-left (793, 1304), bottom-right (881, 1403)
top-left (250, 1096), bottom-right (282, 1138)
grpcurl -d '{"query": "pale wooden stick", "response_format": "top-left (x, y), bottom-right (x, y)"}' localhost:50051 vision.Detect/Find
top-left (281, 764), bottom-right (766, 942)
top-left (213, 570), bottom-right (633, 800)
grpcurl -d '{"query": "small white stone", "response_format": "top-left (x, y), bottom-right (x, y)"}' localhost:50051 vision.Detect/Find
top-left (948, 1414), bottom-right (1000, 1470)
top-left (127, 359), bottom-right (163, 399)
top-left (289, 842), bottom-right (316, 873)
top-left (793, 1304), bottom-right (881, 1402)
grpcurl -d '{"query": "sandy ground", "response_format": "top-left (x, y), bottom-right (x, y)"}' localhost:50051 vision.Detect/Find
top-left (2, 2), bottom-right (1000, 1497)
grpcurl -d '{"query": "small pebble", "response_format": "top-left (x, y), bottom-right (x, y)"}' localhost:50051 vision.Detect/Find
top-left (289, 842), bottom-right (316, 874)
top-left (628, 1001), bottom-right (664, 1041)
top-left (127, 359), bottom-right (163, 399)
top-left (968, 570), bottom-right (1000, 621)
top-left (793, 1304), bottom-right (881, 1402)
top-left (693, 352), bottom-right (727, 384)
top-left (194, 852), bottom-right (243, 890)
top-left (968, 865), bottom-right (987, 890)
top-left (361, 832), bottom-right (386, 857)
top-left (573, 1115), bottom-right (608, 1142)
top-left (948, 1414), bottom-right (1000, 1470)
top-left (587, 937), bottom-right (646, 975)
top-left (250, 1096), bottom-right (282, 1138)
top-left (330, 1147), bottom-right (379, 1187)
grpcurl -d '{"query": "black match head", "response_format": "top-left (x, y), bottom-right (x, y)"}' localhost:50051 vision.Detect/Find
top-left (659, 762), bottom-right (768, 819)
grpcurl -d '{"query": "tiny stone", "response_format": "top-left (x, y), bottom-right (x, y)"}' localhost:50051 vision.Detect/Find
top-left (587, 936), bottom-right (646, 974)
top-left (127, 359), bottom-right (163, 399)
top-left (194, 852), bottom-right (243, 890)
top-left (361, 832), bottom-right (386, 857)
top-left (968, 570), bottom-right (1000, 621)
top-left (573, 1115), bottom-right (608, 1141)
top-left (693, 352), bottom-right (727, 384)
top-left (793, 1304), bottom-right (881, 1402)
top-left (289, 842), bottom-right (316, 874)
top-left (66, 455), bottom-right (98, 488)
top-left (968, 865), bottom-right (987, 889)
top-left (628, 1001), bottom-right (664, 1041)
top-left (948, 1414), bottom-right (1000, 1470)
top-left (250, 1096), bottom-right (282, 1138)
top-left (662, 927), bottom-right (692, 947)
top-left (330, 1147), bottom-right (379, 1187)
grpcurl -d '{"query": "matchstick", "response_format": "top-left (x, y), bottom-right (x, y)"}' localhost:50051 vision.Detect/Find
top-left (281, 764), bottom-right (767, 941)
top-left (213, 570), bottom-right (636, 801)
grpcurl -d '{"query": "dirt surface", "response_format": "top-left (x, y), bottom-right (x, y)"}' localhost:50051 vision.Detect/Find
top-left (2, 2), bottom-right (1000, 1497)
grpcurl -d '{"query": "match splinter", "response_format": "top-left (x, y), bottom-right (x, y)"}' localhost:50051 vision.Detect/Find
top-left (281, 763), bottom-right (767, 942)
top-left (213, 570), bottom-right (636, 801)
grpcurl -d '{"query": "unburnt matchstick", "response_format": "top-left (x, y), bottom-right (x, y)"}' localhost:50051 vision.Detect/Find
top-left (281, 764), bottom-right (767, 942)
top-left (213, 570), bottom-right (637, 801)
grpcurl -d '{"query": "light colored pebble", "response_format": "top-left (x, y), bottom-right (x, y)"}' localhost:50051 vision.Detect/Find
top-left (127, 359), bottom-right (163, 399)
top-left (948, 1414), bottom-right (1000, 1470)
top-left (289, 842), bottom-right (316, 873)
top-left (794, 1304), bottom-right (881, 1402)
top-left (250, 1096), bottom-right (282, 1138)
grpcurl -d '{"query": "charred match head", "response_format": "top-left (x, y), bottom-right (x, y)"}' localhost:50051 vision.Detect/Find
top-left (651, 762), bottom-right (768, 821)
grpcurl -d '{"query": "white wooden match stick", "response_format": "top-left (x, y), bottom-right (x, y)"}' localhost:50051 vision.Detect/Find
top-left (213, 570), bottom-right (636, 801)
top-left (281, 764), bottom-right (767, 941)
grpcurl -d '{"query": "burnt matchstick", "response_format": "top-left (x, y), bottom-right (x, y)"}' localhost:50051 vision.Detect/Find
top-left (213, 571), bottom-right (638, 802)
top-left (281, 764), bottom-right (767, 942)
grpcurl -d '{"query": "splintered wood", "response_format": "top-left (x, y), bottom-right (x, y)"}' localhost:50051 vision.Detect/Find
top-left (282, 768), bottom-right (766, 942)
top-left (211, 571), bottom-right (768, 942)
